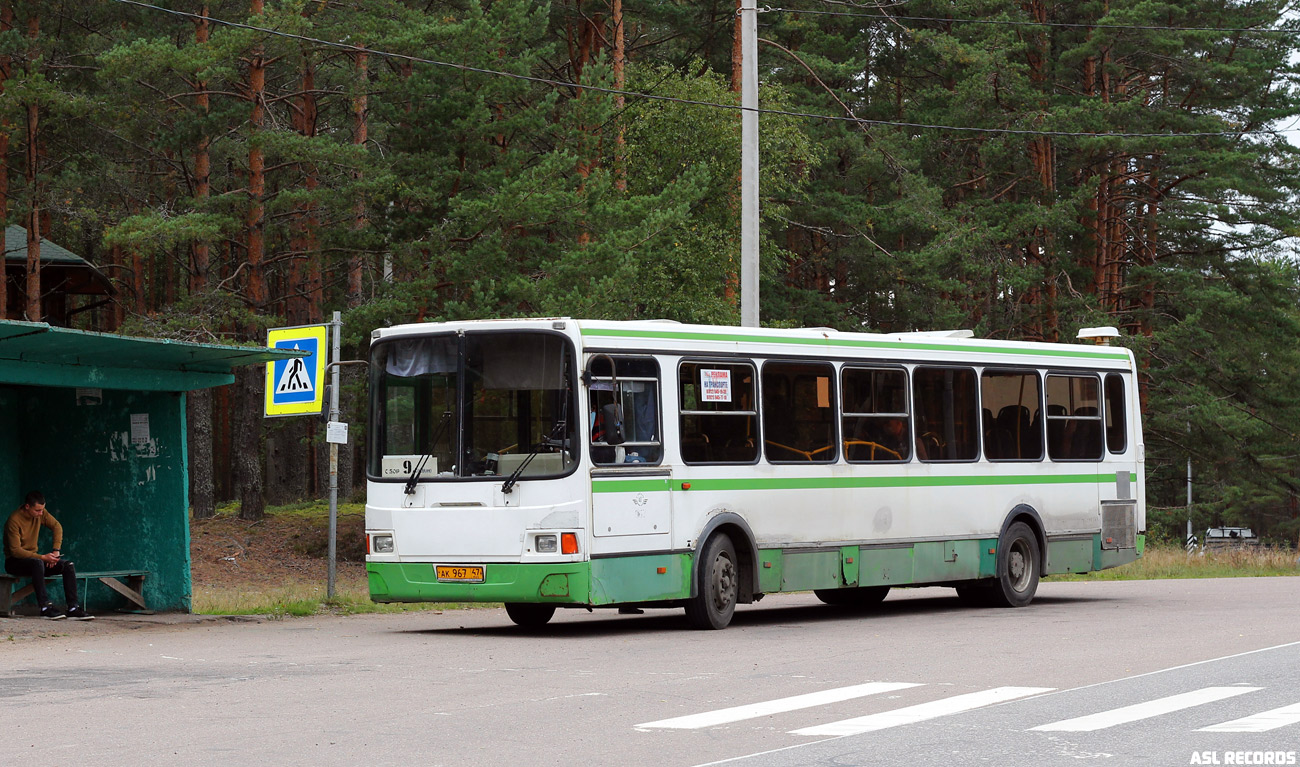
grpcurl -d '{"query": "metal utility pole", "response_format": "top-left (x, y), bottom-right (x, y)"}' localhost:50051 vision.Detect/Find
top-left (327, 311), bottom-right (342, 598)
top-left (740, 0), bottom-right (760, 328)
top-left (1190, 431), bottom-right (1196, 553)
top-left (1186, 422), bottom-right (1195, 553)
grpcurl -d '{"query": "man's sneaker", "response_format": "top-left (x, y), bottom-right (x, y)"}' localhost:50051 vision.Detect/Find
top-left (65, 606), bottom-right (95, 621)
top-left (40, 604), bottom-right (66, 620)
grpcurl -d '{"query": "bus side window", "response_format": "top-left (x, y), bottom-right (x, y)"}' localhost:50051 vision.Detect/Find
top-left (588, 357), bottom-right (663, 465)
top-left (1045, 375), bottom-right (1103, 460)
top-left (1105, 373), bottom-right (1126, 454)
top-left (762, 361), bottom-right (836, 463)
top-left (841, 367), bottom-right (910, 462)
top-left (980, 370), bottom-right (1043, 461)
top-left (679, 361), bottom-right (759, 464)
top-left (912, 367), bottom-right (979, 462)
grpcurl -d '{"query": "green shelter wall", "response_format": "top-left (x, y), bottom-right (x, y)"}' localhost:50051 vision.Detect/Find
top-left (4, 385), bottom-right (191, 611)
top-left (0, 388), bottom-right (21, 517)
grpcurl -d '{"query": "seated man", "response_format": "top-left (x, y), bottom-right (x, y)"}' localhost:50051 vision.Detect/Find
top-left (3, 491), bottom-right (94, 620)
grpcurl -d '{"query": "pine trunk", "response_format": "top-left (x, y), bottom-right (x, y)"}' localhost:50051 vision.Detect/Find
top-left (238, 0), bottom-right (268, 521)
top-left (234, 366), bottom-right (265, 520)
top-left (0, 1), bottom-right (11, 320)
top-left (24, 108), bottom-right (38, 321)
top-left (348, 46), bottom-right (367, 305)
top-left (188, 390), bottom-right (215, 518)
top-left (191, 5), bottom-right (211, 294)
top-left (289, 43), bottom-right (317, 326)
top-left (23, 10), bottom-right (38, 321)
top-left (246, 0), bottom-right (266, 319)
top-left (187, 5), bottom-right (216, 519)
top-left (613, 0), bottom-right (626, 193)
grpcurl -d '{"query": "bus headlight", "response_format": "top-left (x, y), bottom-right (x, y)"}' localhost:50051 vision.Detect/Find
top-left (372, 534), bottom-right (394, 553)
top-left (536, 534), bottom-right (558, 553)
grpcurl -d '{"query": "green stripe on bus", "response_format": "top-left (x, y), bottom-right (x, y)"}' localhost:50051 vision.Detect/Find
top-left (593, 473), bottom-right (1116, 493)
top-left (578, 327), bottom-right (1131, 361)
top-left (591, 479), bottom-right (673, 493)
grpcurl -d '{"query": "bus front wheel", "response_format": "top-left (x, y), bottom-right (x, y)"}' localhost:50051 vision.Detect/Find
top-left (505, 603), bottom-right (556, 627)
top-left (987, 521), bottom-right (1041, 608)
top-left (685, 533), bottom-right (739, 630)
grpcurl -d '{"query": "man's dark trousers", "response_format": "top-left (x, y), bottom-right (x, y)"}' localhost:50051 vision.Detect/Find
top-left (3, 558), bottom-right (77, 606)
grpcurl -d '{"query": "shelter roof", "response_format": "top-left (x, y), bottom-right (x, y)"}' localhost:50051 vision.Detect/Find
top-left (0, 320), bottom-right (307, 392)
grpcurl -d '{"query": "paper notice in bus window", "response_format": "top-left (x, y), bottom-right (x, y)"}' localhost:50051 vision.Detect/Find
top-left (701, 369), bottom-right (732, 402)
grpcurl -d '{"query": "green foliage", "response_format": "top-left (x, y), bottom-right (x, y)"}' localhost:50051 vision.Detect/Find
top-left (14, 0), bottom-right (1300, 537)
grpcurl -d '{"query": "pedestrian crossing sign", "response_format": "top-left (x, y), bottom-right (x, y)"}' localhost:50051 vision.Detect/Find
top-left (264, 324), bottom-right (328, 417)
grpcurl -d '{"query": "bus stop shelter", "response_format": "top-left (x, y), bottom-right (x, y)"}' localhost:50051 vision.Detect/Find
top-left (0, 320), bottom-right (301, 612)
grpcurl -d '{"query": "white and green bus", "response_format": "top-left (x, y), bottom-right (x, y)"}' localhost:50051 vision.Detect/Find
top-left (365, 318), bottom-right (1143, 629)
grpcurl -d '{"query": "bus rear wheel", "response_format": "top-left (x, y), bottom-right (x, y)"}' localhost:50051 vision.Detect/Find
top-left (986, 521), bottom-right (1041, 608)
top-left (505, 603), bottom-right (556, 627)
top-left (685, 533), bottom-right (738, 630)
top-left (814, 586), bottom-right (890, 607)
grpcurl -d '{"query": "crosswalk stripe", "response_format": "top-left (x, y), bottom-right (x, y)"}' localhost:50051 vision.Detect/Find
top-left (1198, 701), bottom-right (1300, 733)
top-left (790, 686), bottom-right (1054, 737)
top-left (635, 682), bottom-right (923, 730)
top-left (1031, 687), bottom-right (1263, 732)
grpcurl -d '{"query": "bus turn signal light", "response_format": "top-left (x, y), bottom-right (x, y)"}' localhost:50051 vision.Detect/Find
top-left (561, 533), bottom-right (579, 555)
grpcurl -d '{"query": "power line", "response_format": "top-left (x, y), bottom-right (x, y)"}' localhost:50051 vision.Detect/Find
top-left (110, 0), bottom-right (1287, 140)
top-left (759, 4), bottom-right (1296, 35)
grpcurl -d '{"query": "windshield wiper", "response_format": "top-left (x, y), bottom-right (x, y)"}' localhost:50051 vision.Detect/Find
top-left (501, 419), bottom-right (567, 495)
top-left (405, 410), bottom-right (452, 495)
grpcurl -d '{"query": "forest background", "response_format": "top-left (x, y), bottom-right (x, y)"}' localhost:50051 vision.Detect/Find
top-left (1, 0), bottom-right (1298, 543)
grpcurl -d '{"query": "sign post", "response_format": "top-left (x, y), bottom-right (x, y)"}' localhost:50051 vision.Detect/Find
top-left (266, 321), bottom-right (339, 598)
top-left (325, 311), bottom-right (343, 599)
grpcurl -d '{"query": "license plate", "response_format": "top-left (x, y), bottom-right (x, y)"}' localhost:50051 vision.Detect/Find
top-left (436, 565), bottom-right (484, 583)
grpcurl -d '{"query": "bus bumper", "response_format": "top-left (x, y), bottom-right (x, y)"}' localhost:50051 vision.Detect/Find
top-left (367, 561), bottom-right (591, 604)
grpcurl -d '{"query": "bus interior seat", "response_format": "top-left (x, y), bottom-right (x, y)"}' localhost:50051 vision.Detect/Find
top-left (996, 405), bottom-right (1033, 459)
top-left (681, 433), bottom-right (710, 463)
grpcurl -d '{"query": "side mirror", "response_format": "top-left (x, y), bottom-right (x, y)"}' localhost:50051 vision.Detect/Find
top-left (319, 384), bottom-right (332, 423)
top-left (601, 403), bottom-right (626, 445)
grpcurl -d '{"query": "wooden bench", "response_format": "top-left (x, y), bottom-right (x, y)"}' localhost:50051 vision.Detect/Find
top-left (0, 570), bottom-right (150, 616)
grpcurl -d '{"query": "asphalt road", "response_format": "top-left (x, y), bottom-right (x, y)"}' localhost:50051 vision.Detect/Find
top-left (2, 577), bottom-right (1298, 767)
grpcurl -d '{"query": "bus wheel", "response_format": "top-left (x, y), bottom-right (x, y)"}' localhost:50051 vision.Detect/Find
top-left (987, 521), bottom-right (1040, 608)
top-left (685, 533), bottom-right (738, 630)
top-left (814, 586), bottom-right (890, 607)
top-left (505, 603), bottom-right (556, 627)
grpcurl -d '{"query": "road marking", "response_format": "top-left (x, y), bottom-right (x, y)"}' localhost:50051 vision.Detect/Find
top-left (1031, 687), bottom-right (1262, 732)
top-left (636, 682), bottom-right (922, 730)
top-left (1198, 701), bottom-right (1300, 733)
top-left (689, 642), bottom-right (1300, 767)
top-left (790, 686), bottom-right (1054, 736)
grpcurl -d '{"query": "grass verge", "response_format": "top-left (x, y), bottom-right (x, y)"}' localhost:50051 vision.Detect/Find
top-left (193, 578), bottom-right (492, 617)
top-left (1047, 545), bottom-right (1300, 581)
top-left (191, 500), bottom-right (498, 617)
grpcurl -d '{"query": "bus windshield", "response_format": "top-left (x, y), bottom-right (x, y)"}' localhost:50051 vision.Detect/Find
top-left (369, 331), bottom-right (577, 481)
